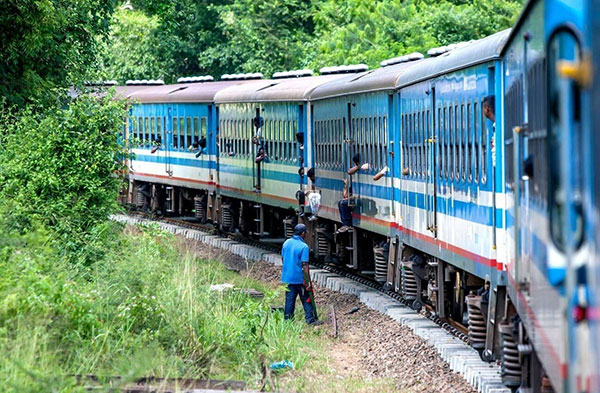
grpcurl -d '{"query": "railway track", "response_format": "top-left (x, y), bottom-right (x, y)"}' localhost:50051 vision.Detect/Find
top-left (125, 210), bottom-right (470, 343)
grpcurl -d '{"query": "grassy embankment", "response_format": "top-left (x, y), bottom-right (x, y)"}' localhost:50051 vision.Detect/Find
top-left (0, 222), bottom-right (311, 391)
top-left (1, 223), bottom-right (396, 392)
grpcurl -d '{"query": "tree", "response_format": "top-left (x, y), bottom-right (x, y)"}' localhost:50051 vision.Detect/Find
top-left (100, 9), bottom-right (165, 82)
top-left (308, 0), bottom-right (522, 70)
top-left (0, 0), bottom-right (118, 108)
top-left (202, 0), bottom-right (315, 76)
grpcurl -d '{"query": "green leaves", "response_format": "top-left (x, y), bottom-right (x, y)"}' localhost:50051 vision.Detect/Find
top-left (0, 93), bottom-right (130, 264)
top-left (101, 0), bottom-right (522, 82)
top-left (0, 0), bottom-right (118, 108)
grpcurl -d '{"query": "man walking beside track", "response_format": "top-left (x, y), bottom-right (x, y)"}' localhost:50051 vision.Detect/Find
top-left (281, 224), bottom-right (322, 325)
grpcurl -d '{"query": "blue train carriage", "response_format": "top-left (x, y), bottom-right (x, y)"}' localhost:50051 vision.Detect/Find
top-left (127, 77), bottom-right (251, 219)
top-left (502, 0), bottom-right (599, 392)
top-left (212, 71), bottom-right (349, 237)
top-left (390, 30), bottom-right (510, 364)
top-left (308, 59), bottom-right (424, 279)
top-left (588, 0), bottom-right (600, 388)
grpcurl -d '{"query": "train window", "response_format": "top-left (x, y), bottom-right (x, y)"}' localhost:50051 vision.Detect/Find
top-left (172, 117), bottom-right (178, 149)
top-left (201, 117), bottom-right (207, 138)
top-left (422, 110), bottom-right (426, 177)
top-left (293, 120), bottom-right (298, 162)
top-left (376, 117), bottom-right (381, 171)
top-left (421, 110), bottom-right (426, 177)
top-left (323, 120), bottom-right (328, 167)
top-left (414, 112), bottom-right (418, 177)
top-left (290, 120), bottom-right (295, 162)
top-left (481, 98), bottom-right (488, 184)
top-left (467, 103), bottom-right (472, 182)
top-left (410, 113), bottom-right (415, 176)
top-left (451, 106), bottom-right (456, 180)
top-left (285, 119), bottom-right (289, 162)
top-left (453, 105), bottom-right (459, 180)
top-left (330, 119), bottom-right (335, 167)
top-left (376, 116), bottom-right (380, 171)
top-left (382, 116), bottom-right (388, 168)
top-left (460, 103), bottom-right (469, 182)
top-left (437, 108), bottom-right (442, 178)
top-left (403, 114), bottom-right (407, 174)
top-left (527, 57), bottom-right (548, 203)
top-left (282, 120), bottom-right (287, 162)
top-left (417, 111), bottom-right (421, 177)
top-left (370, 117), bottom-right (375, 170)
top-left (441, 107), bottom-right (446, 179)
top-left (415, 112), bottom-right (420, 177)
top-left (136, 117), bottom-right (142, 144)
top-left (408, 113), bottom-right (413, 176)
top-left (143, 117), bottom-right (149, 146)
top-left (274, 120), bottom-right (279, 161)
top-left (157, 117), bottom-right (163, 146)
top-left (474, 102), bottom-right (479, 183)
top-left (150, 117), bottom-right (155, 145)
top-left (242, 118), bottom-right (246, 156)
top-left (185, 117), bottom-right (191, 150)
top-left (284, 119), bottom-right (288, 161)
top-left (338, 118), bottom-right (343, 168)
top-left (179, 117), bottom-right (185, 150)
top-left (193, 117), bottom-right (199, 149)
top-left (424, 110), bottom-right (429, 177)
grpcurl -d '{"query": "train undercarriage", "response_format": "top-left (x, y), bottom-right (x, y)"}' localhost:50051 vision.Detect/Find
top-left (129, 179), bottom-right (554, 393)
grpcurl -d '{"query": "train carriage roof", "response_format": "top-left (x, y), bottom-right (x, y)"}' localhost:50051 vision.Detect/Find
top-left (214, 74), bottom-right (350, 104)
top-left (128, 80), bottom-right (253, 103)
top-left (395, 29), bottom-right (511, 89)
top-left (309, 60), bottom-right (425, 101)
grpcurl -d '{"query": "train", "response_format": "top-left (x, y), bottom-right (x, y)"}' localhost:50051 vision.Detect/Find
top-left (113, 0), bottom-right (600, 391)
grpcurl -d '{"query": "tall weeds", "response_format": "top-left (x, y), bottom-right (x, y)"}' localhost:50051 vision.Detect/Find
top-left (0, 223), bottom-right (312, 392)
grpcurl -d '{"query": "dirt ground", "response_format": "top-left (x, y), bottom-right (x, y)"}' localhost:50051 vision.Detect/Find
top-left (188, 239), bottom-right (476, 393)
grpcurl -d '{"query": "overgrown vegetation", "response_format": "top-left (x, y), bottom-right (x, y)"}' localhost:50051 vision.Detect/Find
top-left (101, 0), bottom-right (523, 82)
top-left (0, 225), bottom-right (315, 392)
top-left (0, 93), bottom-right (130, 264)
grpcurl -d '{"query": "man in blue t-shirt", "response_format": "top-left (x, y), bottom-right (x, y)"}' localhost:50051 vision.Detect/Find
top-left (281, 224), bottom-right (320, 324)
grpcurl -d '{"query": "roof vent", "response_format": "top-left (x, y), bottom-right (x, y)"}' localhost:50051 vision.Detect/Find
top-left (319, 64), bottom-right (369, 75)
top-left (176, 75), bottom-right (214, 83)
top-left (220, 72), bottom-right (264, 81)
top-left (85, 80), bottom-right (118, 86)
top-left (125, 79), bottom-right (165, 85)
top-left (427, 40), bottom-right (475, 57)
top-left (380, 52), bottom-right (424, 67)
top-left (272, 69), bottom-right (314, 79)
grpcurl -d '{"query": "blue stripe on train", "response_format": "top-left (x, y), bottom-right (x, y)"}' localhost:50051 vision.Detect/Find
top-left (133, 154), bottom-right (497, 227)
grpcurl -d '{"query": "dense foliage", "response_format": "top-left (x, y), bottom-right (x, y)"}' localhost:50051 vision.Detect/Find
top-left (0, 94), bottom-right (130, 263)
top-left (0, 0), bottom-right (118, 108)
top-left (101, 0), bottom-right (523, 83)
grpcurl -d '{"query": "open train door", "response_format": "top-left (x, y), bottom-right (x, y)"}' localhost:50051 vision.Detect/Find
top-left (252, 106), bottom-right (265, 192)
top-left (164, 106), bottom-right (174, 177)
top-left (425, 84), bottom-right (438, 237)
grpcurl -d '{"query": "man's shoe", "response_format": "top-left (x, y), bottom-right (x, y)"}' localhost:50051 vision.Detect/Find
top-left (336, 225), bottom-right (351, 234)
top-left (309, 320), bottom-right (324, 326)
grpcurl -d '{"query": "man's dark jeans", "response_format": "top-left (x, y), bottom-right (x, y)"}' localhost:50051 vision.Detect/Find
top-left (338, 199), bottom-right (352, 227)
top-left (284, 284), bottom-right (316, 323)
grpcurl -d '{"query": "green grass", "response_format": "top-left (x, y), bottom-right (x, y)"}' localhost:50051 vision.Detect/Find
top-left (0, 223), bottom-right (316, 392)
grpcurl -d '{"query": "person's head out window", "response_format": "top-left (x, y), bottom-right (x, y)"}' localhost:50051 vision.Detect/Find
top-left (483, 95), bottom-right (495, 123)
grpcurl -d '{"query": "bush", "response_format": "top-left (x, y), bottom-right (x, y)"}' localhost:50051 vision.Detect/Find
top-left (0, 93), bottom-right (130, 264)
